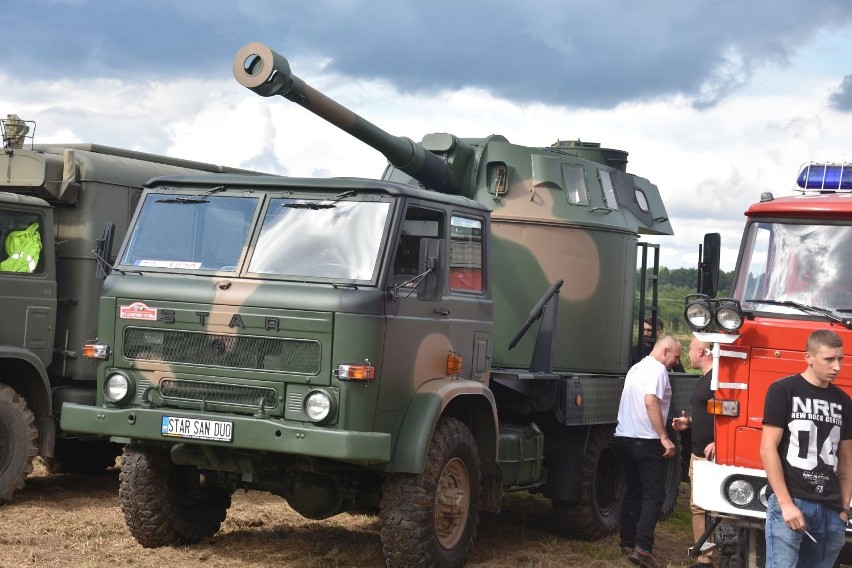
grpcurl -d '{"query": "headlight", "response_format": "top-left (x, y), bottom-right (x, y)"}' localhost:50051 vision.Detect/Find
top-left (715, 299), bottom-right (744, 332)
top-left (684, 294), bottom-right (712, 331)
top-left (726, 479), bottom-right (756, 506)
top-left (304, 390), bottom-right (333, 423)
top-left (103, 371), bottom-right (134, 404)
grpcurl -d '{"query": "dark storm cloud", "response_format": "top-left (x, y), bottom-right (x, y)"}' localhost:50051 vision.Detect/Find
top-left (6, 0), bottom-right (852, 109)
top-left (829, 75), bottom-right (852, 111)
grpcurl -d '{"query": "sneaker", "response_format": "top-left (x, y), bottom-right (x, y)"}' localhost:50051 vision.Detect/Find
top-left (628, 547), bottom-right (659, 568)
top-left (620, 546), bottom-right (633, 556)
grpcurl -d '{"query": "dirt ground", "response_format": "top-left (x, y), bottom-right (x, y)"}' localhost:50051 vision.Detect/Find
top-left (0, 459), bottom-right (698, 568)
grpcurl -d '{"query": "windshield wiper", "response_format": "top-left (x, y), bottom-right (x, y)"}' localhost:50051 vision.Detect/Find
top-left (156, 185), bottom-right (226, 204)
top-left (747, 298), bottom-right (852, 329)
top-left (283, 190), bottom-right (356, 209)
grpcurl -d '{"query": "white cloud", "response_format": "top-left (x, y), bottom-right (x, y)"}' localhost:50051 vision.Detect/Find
top-left (3, 33), bottom-right (852, 275)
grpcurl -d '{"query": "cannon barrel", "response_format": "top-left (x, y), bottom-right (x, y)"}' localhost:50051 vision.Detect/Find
top-left (233, 42), bottom-right (458, 194)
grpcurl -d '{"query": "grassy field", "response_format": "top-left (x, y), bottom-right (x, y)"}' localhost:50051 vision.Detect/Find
top-left (0, 459), bottom-right (700, 568)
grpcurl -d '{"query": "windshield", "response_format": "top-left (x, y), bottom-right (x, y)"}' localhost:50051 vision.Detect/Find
top-left (733, 221), bottom-right (852, 315)
top-left (248, 198), bottom-right (390, 281)
top-left (121, 194), bottom-right (258, 271)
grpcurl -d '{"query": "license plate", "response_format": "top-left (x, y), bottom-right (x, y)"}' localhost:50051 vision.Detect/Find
top-left (161, 416), bottom-right (233, 442)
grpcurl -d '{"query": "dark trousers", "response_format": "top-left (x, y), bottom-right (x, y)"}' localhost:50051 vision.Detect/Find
top-left (615, 436), bottom-right (667, 553)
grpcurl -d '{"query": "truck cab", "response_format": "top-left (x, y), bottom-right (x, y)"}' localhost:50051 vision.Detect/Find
top-left (0, 114), bottom-right (274, 503)
top-left (61, 174), bottom-right (499, 562)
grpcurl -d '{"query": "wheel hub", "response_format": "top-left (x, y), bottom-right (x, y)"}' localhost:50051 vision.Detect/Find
top-left (434, 457), bottom-right (470, 549)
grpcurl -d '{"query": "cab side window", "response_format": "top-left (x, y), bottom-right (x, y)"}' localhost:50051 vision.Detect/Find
top-left (393, 206), bottom-right (443, 287)
top-left (0, 211), bottom-right (44, 274)
top-left (449, 215), bottom-right (483, 293)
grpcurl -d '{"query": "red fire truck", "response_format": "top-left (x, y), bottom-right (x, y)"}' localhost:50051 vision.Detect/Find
top-left (684, 162), bottom-right (852, 567)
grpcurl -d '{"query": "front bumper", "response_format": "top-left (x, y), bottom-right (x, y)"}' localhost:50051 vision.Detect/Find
top-left (60, 402), bottom-right (392, 464)
top-left (693, 460), bottom-right (767, 519)
top-left (693, 460), bottom-right (852, 538)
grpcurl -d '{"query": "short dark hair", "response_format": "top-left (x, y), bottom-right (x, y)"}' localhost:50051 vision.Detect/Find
top-left (644, 317), bottom-right (663, 331)
top-left (806, 329), bottom-right (843, 354)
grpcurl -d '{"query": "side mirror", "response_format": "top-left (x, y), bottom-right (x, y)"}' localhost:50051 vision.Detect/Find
top-left (94, 222), bottom-right (115, 279)
top-left (698, 232), bottom-right (721, 298)
top-left (417, 238), bottom-right (443, 302)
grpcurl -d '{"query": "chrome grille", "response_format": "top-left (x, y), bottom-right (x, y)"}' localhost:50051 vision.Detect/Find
top-left (123, 328), bottom-right (321, 374)
top-left (159, 379), bottom-right (277, 409)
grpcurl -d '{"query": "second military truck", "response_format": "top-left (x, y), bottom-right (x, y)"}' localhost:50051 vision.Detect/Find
top-left (60, 43), bottom-right (693, 567)
top-left (0, 115), bottom-right (265, 502)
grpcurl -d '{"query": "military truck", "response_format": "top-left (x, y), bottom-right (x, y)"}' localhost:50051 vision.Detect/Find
top-left (60, 43), bottom-right (693, 567)
top-left (0, 115), bottom-right (268, 502)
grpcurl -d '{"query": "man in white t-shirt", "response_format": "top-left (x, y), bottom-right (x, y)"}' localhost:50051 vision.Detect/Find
top-left (616, 335), bottom-right (681, 568)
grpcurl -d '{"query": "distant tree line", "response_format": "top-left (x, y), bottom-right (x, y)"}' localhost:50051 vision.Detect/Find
top-left (634, 267), bottom-right (734, 336)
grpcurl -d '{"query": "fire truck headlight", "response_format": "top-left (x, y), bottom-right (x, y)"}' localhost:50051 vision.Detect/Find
top-left (715, 299), bottom-right (743, 332)
top-left (684, 294), bottom-right (712, 331)
top-left (304, 390), bottom-right (335, 423)
top-left (726, 479), bottom-right (756, 506)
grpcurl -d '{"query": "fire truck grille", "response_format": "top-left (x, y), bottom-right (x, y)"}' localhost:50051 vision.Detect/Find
top-left (123, 328), bottom-right (321, 374)
top-left (158, 379), bottom-right (278, 408)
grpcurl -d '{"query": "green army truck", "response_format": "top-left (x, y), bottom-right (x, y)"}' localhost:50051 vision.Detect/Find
top-left (60, 43), bottom-right (696, 568)
top-left (0, 115), bottom-right (267, 503)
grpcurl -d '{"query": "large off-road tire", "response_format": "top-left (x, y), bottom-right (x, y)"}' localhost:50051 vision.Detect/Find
top-left (119, 444), bottom-right (231, 548)
top-left (46, 438), bottom-right (122, 475)
top-left (0, 384), bottom-right (38, 504)
top-left (658, 426), bottom-right (681, 519)
top-left (553, 426), bottom-right (623, 540)
top-left (379, 417), bottom-right (481, 568)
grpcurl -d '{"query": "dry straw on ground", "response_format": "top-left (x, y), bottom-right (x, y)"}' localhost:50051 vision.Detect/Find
top-left (0, 459), bottom-right (698, 568)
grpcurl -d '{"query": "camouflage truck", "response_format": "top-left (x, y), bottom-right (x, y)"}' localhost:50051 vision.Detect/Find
top-left (0, 115), bottom-right (267, 502)
top-left (60, 43), bottom-right (695, 567)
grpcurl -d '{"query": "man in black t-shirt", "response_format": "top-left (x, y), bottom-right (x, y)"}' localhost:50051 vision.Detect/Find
top-left (672, 337), bottom-right (715, 567)
top-left (760, 329), bottom-right (852, 568)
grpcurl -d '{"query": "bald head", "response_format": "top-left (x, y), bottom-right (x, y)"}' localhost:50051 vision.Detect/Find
top-left (688, 337), bottom-right (713, 374)
top-left (650, 335), bottom-right (683, 371)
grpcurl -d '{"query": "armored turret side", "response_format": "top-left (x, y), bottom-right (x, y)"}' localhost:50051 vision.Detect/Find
top-left (388, 136), bottom-right (673, 374)
top-left (468, 139), bottom-right (672, 374)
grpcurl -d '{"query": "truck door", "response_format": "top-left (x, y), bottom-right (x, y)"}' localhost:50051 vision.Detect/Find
top-left (383, 203), bottom-right (450, 385)
top-left (0, 206), bottom-right (57, 368)
top-left (446, 213), bottom-right (492, 383)
top-left (375, 204), bottom-right (453, 436)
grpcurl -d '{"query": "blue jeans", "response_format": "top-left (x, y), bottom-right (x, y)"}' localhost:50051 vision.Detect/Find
top-left (765, 493), bottom-right (847, 568)
top-left (615, 436), bottom-right (667, 553)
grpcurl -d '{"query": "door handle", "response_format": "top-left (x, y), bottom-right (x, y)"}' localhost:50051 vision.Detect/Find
top-left (433, 308), bottom-right (450, 316)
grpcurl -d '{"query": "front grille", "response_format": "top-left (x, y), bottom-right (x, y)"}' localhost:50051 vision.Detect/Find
top-left (160, 379), bottom-right (277, 409)
top-left (123, 328), bottom-right (321, 374)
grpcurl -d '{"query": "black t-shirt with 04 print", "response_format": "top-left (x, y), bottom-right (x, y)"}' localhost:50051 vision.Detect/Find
top-left (763, 374), bottom-right (852, 511)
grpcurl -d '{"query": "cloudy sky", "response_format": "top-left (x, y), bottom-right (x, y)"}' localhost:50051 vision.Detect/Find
top-left (4, 0), bottom-right (852, 270)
